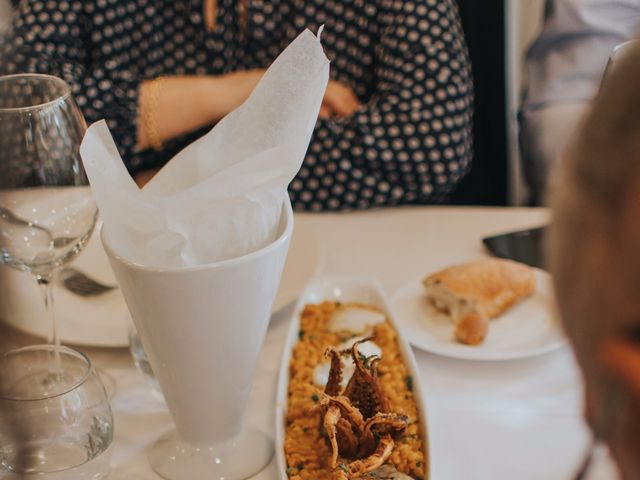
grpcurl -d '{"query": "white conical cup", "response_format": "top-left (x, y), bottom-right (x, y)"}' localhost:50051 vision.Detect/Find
top-left (102, 201), bottom-right (294, 479)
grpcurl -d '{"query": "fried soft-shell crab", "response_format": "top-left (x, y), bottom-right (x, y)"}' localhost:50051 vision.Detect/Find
top-left (315, 338), bottom-right (410, 480)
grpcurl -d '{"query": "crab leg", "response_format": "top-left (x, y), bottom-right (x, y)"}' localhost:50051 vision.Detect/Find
top-left (319, 394), bottom-right (366, 433)
top-left (335, 418), bottom-right (359, 458)
top-left (332, 469), bottom-right (349, 480)
top-left (324, 348), bottom-right (344, 396)
top-left (343, 339), bottom-right (390, 417)
top-left (342, 434), bottom-right (395, 477)
top-left (324, 404), bottom-right (342, 468)
top-left (358, 413), bottom-right (409, 457)
top-left (324, 404), bottom-right (360, 466)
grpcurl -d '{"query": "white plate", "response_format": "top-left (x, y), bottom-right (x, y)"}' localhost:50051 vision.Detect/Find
top-left (390, 269), bottom-right (567, 361)
top-left (275, 275), bottom-right (431, 479)
top-left (0, 221), bottom-right (324, 347)
top-left (0, 223), bottom-right (131, 347)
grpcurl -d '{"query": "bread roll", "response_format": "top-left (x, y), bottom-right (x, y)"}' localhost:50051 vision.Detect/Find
top-left (453, 311), bottom-right (489, 346)
top-left (423, 259), bottom-right (536, 345)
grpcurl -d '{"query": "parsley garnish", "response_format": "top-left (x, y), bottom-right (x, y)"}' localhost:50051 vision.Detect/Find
top-left (405, 375), bottom-right (414, 391)
top-left (358, 352), bottom-right (370, 368)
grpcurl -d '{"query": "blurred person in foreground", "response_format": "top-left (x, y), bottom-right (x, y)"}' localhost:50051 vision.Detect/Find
top-left (521, 0), bottom-right (640, 204)
top-left (0, 0), bottom-right (474, 211)
top-left (551, 38), bottom-right (640, 480)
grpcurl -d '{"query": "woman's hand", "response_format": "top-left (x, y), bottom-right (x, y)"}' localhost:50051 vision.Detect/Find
top-left (320, 80), bottom-right (361, 119)
top-left (220, 74), bottom-right (361, 120)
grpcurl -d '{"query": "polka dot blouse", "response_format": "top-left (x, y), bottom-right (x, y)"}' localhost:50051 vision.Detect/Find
top-left (1, 0), bottom-right (474, 211)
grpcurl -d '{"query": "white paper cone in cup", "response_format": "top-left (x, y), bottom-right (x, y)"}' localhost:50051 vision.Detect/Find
top-left (80, 28), bottom-right (329, 269)
top-left (102, 202), bottom-right (293, 479)
top-left (80, 27), bottom-right (329, 480)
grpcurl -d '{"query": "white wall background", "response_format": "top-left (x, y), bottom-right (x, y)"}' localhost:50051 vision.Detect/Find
top-left (0, 0), bottom-right (11, 35)
top-left (515, 0), bottom-right (547, 85)
top-left (506, 0), bottom-right (546, 204)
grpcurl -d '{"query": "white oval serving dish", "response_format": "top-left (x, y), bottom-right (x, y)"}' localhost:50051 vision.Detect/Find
top-left (275, 275), bottom-right (431, 479)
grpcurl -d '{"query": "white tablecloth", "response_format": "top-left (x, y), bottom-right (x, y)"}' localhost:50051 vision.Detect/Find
top-left (93, 206), bottom-right (618, 480)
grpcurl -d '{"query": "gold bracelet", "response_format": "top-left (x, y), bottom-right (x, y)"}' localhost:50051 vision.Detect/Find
top-left (144, 76), bottom-right (165, 152)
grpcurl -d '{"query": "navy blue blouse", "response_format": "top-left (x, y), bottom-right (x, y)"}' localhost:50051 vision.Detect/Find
top-left (1, 0), bottom-right (474, 210)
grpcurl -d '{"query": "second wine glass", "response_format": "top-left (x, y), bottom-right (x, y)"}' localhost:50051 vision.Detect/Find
top-left (0, 73), bottom-right (97, 346)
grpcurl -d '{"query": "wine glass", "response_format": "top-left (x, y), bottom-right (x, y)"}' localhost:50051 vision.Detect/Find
top-left (0, 345), bottom-right (113, 479)
top-left (0, 74), bottom-right (98, 346)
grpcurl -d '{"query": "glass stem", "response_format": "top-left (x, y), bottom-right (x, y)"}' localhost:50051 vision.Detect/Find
top-left (37, 273), bottom-right (58, 346)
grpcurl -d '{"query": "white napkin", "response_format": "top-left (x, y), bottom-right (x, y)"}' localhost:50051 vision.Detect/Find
top-left (80, 29), bottom-right (329, 267)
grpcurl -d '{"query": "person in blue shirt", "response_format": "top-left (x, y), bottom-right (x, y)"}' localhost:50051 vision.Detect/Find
top-left (520, 0), bottom-right (640, 203)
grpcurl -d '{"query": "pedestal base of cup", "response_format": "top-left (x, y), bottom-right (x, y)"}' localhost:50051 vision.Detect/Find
top-left (147, 427), bottom-right (274, 480)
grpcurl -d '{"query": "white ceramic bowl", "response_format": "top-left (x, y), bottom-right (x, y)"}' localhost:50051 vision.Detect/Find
top-left (275, 275), bottom-right (431, 479)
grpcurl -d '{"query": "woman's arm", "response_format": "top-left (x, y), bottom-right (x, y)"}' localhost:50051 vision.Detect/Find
top-left (132, 75), bottom-right (361, 187)
top-left (136, 71), bottom-right (266, 151)
top-left (137, 73), bottom-right (362, 150)
top-left (289, 0), bottom-right (474, 211)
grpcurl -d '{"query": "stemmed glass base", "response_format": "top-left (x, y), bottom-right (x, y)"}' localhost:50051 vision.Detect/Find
top-left (147, 428), bottom-right (273, 480)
